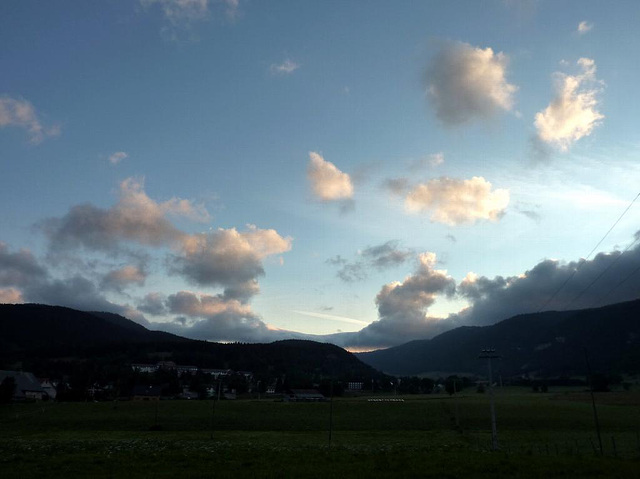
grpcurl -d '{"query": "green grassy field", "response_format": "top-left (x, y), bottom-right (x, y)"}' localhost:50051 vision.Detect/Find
top-left (1, 389), bottom-right (639, 477)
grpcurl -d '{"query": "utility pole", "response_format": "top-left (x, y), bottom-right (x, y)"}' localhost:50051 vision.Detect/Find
top-left (328, 379), bottom-right (334, 445)
top-left (584, 348), bottom-right (603, 455)
top-left (479, 348), bottom-right (501, 451)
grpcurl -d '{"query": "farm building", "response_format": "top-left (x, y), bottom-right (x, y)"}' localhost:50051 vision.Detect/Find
top-left (0, 370), bottom-right (47, 400)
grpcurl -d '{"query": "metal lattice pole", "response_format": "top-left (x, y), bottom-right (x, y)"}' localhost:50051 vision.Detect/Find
top-left (479, 348), bottom-right (501, 451)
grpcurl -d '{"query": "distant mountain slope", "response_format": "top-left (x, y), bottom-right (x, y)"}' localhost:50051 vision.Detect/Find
top-left (356, 299), bottom-right (640, 377)
top-left (0, 304), bottom-right (381, 382)
top-left (0, 304), bottom-right (182, 355)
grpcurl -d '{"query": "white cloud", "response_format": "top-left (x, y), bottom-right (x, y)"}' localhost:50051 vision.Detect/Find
top-left (534, 58), bottom-right (604, 151)
top-left (0, 95), bottom-right (60, 144)
top-left (307, 152), bottom-right (354, 202)
top-left (405, 176), bottom-right (510, 225)
top-left (425, 42), bottom-right (517, 125)
top-left (577, 21), bottom-right (593, 35)
top-left (108, 151), bottom-right (128, 165)
top-left (270, 59), bottom-right (300, 75)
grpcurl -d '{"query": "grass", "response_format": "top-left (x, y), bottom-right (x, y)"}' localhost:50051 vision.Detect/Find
top-left (1, 388), bottom-right (639, 477)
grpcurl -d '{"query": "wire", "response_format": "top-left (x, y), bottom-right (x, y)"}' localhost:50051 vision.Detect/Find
top-left (562, 235), bottom-right (640, 311)
top-left (587, 250), bottom-right (640, 309)
top-left (537, 190), bottom-right (640, 313)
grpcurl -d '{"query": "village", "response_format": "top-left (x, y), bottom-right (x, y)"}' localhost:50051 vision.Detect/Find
top-left (0, 361), bottom-right (378, 403)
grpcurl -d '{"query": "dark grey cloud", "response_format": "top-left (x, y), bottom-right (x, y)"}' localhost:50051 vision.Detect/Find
top-left (0, 242), bottom-right (48, 287)
top-left (39, 178), bottom-right (206, 254)
top-left (100, 264), bottom-right (147, 293)
top-left (362, 241), bottom-right (414, 270)
top-left (155, 290), bottom-right (302, 343)
top-left (137, 292), bottom-right (168, 316)
top-left (330, 240), bottom-right (413, 283)
top-left (455, 240), bottom-right (640, 327)
top-left (382, 177), bottom-right (410, 196)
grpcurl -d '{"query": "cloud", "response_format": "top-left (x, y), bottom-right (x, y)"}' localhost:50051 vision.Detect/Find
top-left (0, 242), bottom-right (151, 324)
top-left (293, 310), bottom-right (369, 327)
top-left (270, 59), bottom-right (300, 75)
top-left (32, 179), bottom-right (291, 335)
top-left (404, 176), bottom-right (510, 225)
top-left (137, 292), bottom-right (168, 316)
top-left (139, 0), bottom-right (240, 38)
top-left (0, 95), bottom-right (60, 144)
top-left (140, 0), bottom-right (209, 25)
top-left (534, 58), bottom-right (604, 151)
top-left (455, 238), bottom-right (640, 327)
top-left (307, 152), bottom-right (354, 202)
top-left (0, 288), bottom-right (24, 304)
top-left (577, 21), bottom-right (593, 35)
top-left (326, 253), bottom-right (456, 349)
top-left (42, 177), bottom-right (209, 253)
top-left (329, 241), bottom-right (413, 282)
top-left (0, 243), bottom-right (48, 287)
top-left (101, 265), bottom-right (147, 292)
top-left (382, 178), bottom-right (411, 196)
top-left (362, 241), bottom-right (414, 270)
top-left (408, 153), bottom-right (445, 171)
top-left (171, 225), bottom-right (291, 299)
top-left (425, 42), bottom-right (517, 125)
top-left (108, 151), bottom-right (128, 165)
top-left (158, 290), bottom-right (279, 342)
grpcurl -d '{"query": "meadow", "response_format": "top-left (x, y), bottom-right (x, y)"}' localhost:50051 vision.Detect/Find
top-left (1, 388), bottom-right (639, 478)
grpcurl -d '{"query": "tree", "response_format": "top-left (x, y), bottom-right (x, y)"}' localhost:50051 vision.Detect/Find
top-left (0, 377), bottom-right (16, 403)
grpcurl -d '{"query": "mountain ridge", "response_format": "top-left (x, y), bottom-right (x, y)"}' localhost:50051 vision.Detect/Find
top-left (356, 299), bottom-right (640, 377)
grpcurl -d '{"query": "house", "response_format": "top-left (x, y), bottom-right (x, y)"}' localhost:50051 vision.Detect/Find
top-left (347, 381), bottom-right (364, 391)
top-left (39, 378), bottom-right (58, 400)
top-left (175, 365), bottom-right (198, 376)
top-left (131, 363), bottom-right (157, 373)
top-left (0, 370), bottom-right (46, 400)
top-left (132, 385), bottom-right (162, 401)
top-left (201, 368), bottom-right (232, 379)
top-left (285, 389), bottom-right (326, 402)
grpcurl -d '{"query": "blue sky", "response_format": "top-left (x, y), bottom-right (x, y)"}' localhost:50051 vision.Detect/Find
top-left (1, 0), bottom-right (640, 350)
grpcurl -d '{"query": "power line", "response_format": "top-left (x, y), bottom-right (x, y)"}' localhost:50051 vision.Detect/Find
top-left (588, 252), bottom-right (640, 308)
top-left (562, 235), bottom-right (640, 311)
top-left (537, 190), bottom-right (640, 313)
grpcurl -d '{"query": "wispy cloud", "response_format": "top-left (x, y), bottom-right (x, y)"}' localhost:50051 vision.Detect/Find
top-left (139, 0), bottom-right (241, 39)
top-left (0, 95), bottom-right (60, 144)
top-left (408, 152), bottom-right (445, 171)
top-left (270, 59), bottom-right (300, 75)
top-left (108, 151), bottom-right (128, 165)
top-left (577, 20), bottom-right (593, 35)
top-left (293, 310), bottom-right (369, 326)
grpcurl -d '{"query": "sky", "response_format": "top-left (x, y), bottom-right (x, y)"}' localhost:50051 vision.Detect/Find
top-left (1, 0), bottom-right (640, 351)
